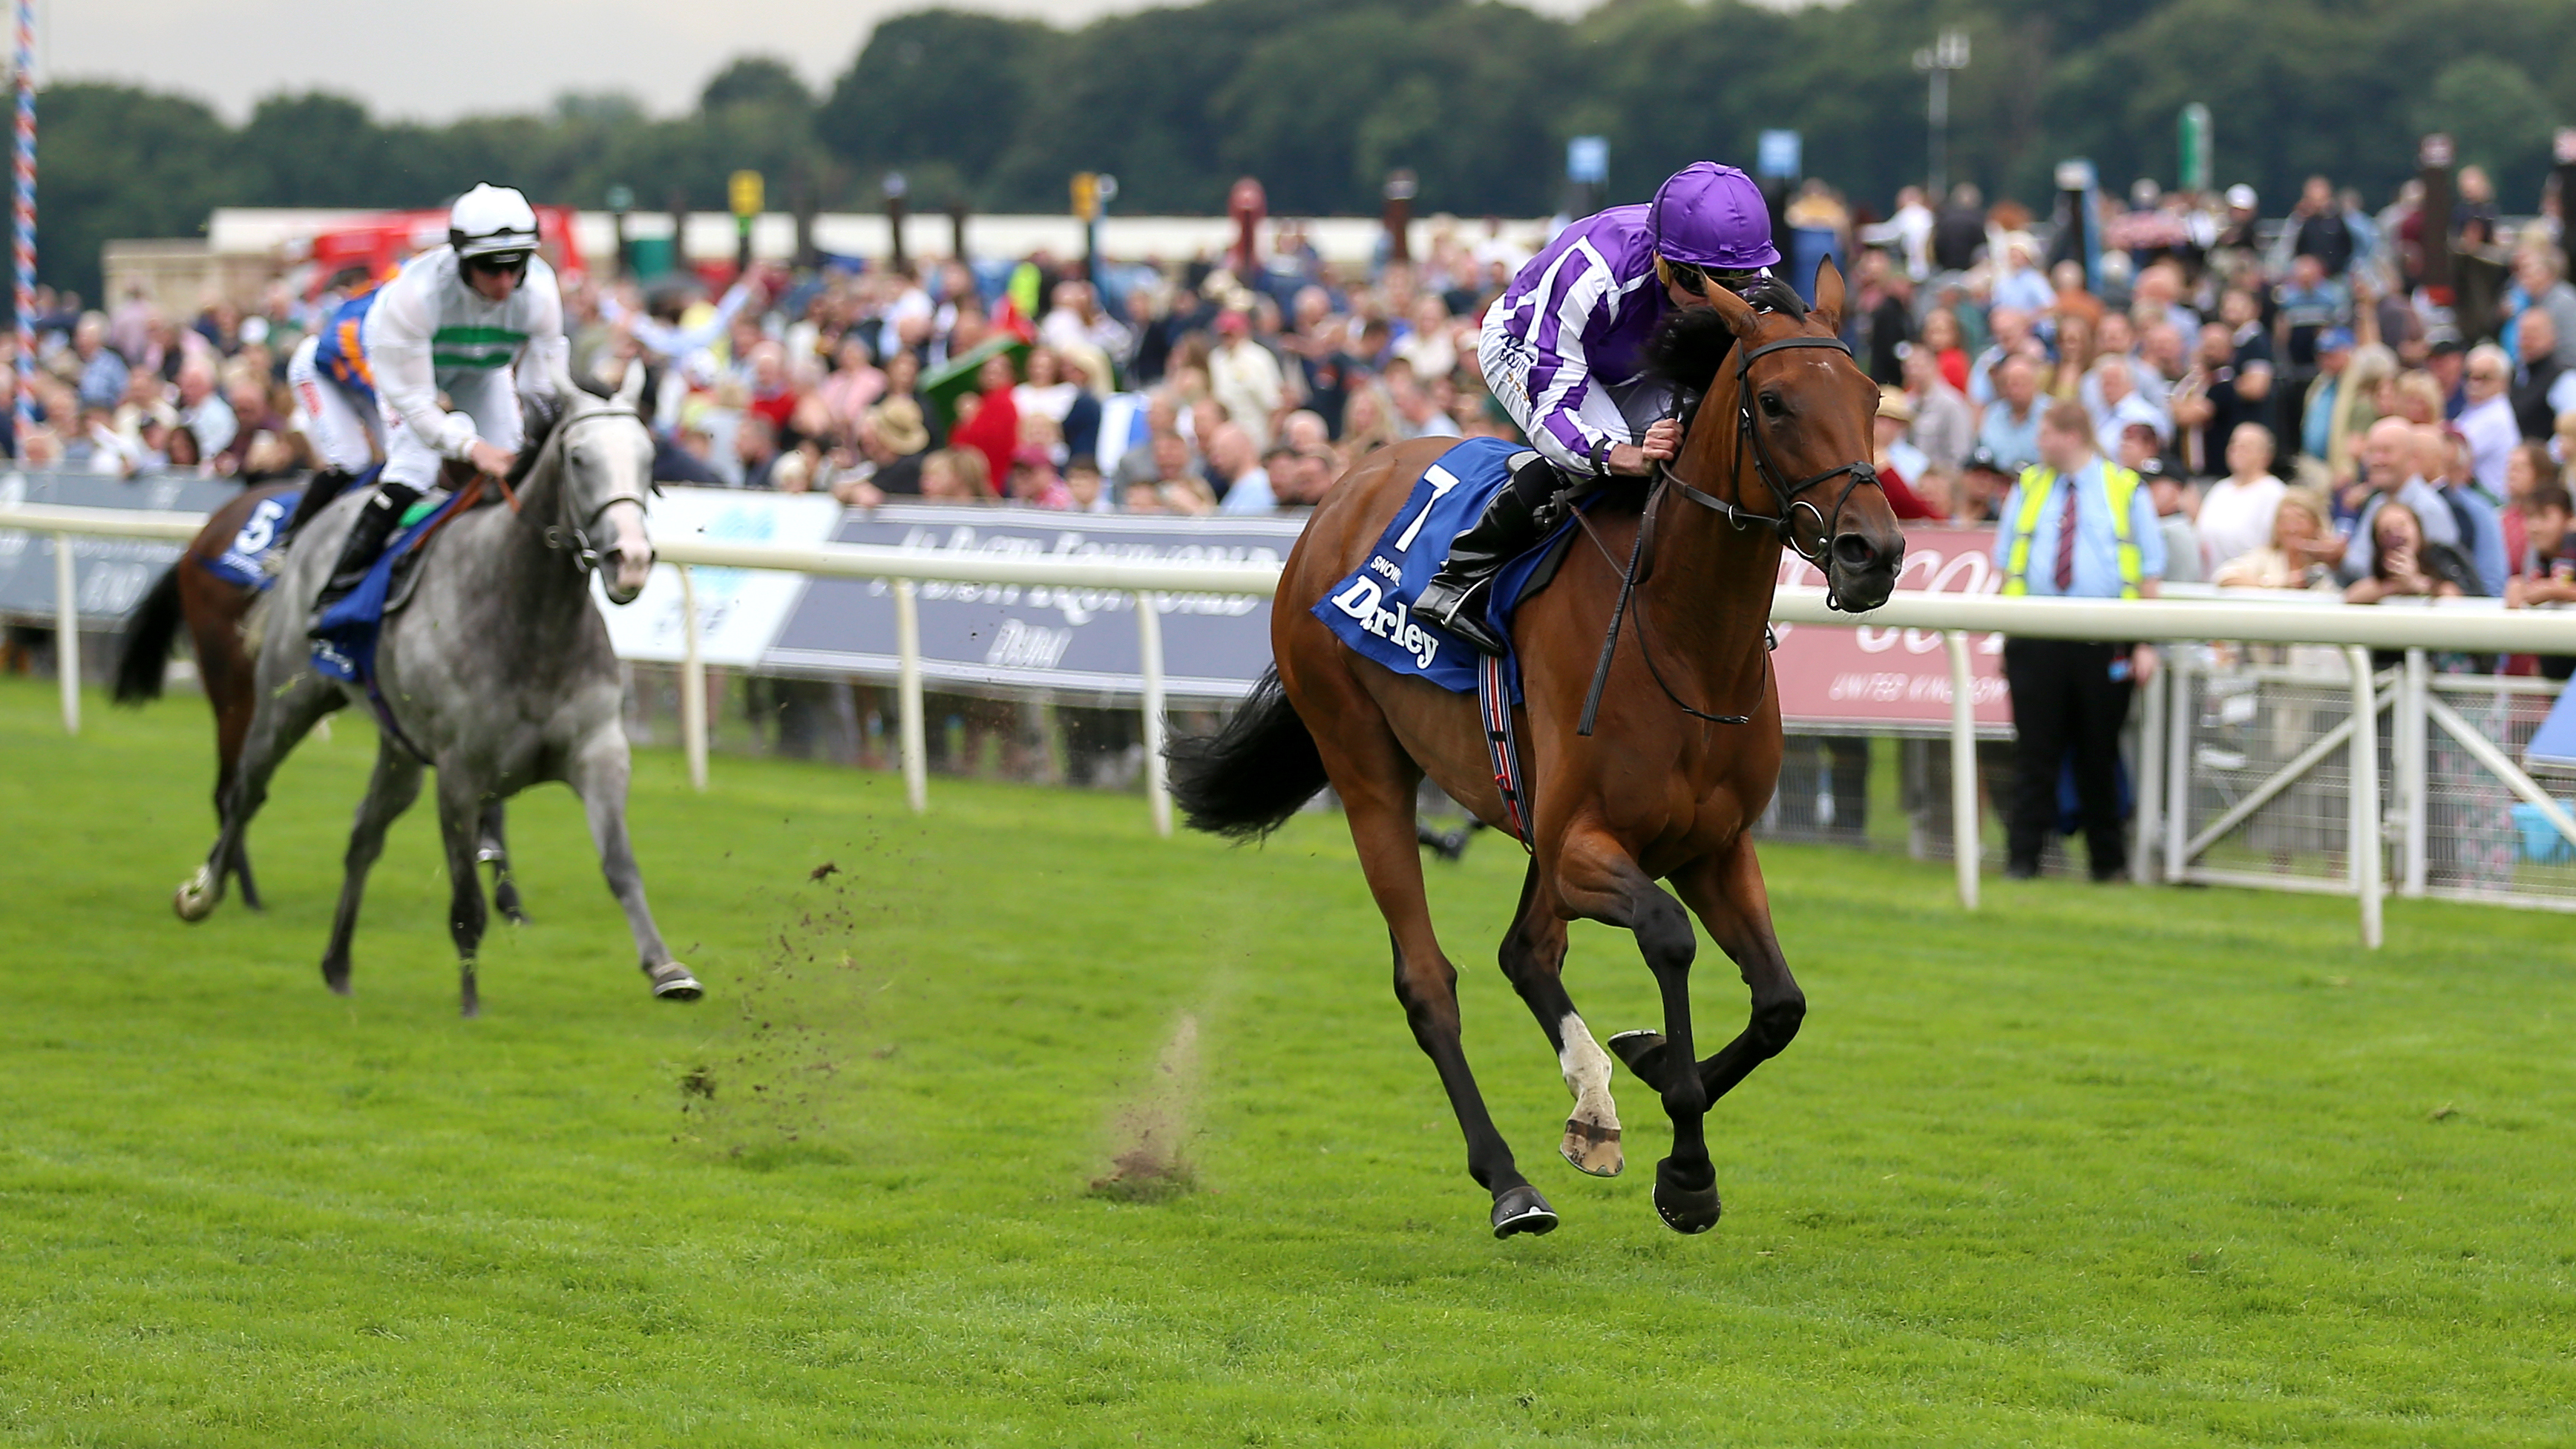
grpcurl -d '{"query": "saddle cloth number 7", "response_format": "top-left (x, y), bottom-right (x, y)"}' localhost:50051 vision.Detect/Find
top-left (1394, 465), bottom-right (1464, 553)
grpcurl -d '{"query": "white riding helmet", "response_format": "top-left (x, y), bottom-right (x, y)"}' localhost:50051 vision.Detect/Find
top-left (448, 183), bottom-right (540, 265)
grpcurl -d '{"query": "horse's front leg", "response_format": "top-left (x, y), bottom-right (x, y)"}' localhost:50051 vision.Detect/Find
top-left (1608, 837), bottom-right (1806, 1108)
top-left (320, 741), bottom-right (425, 995)
top-left (1551, 826), bottom-right (1719, 1234)
top-left (1668, 837), bottom-right (1806, 1106)
top-left (433, 770), bottom-right (492, 1018)
top-left (477, 802), bottom-right (528, 925)
top-left (563, 729), bottom-right (699, 1001)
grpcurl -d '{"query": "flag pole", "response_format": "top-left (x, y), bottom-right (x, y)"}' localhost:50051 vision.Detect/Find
top-left (12, 0), bottom-right (33, 449)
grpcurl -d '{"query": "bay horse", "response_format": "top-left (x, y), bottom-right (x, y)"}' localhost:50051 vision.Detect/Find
top-left (173, 379), bottom-right (692, 1015)
top-left (115, 473), bottom-right (527, 922)
top-left (1168, 264), bottom-right (1902, 1237)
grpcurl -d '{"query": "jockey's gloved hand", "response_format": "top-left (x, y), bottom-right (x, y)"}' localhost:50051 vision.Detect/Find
top-left (468, 439), bottom-right (517, 479)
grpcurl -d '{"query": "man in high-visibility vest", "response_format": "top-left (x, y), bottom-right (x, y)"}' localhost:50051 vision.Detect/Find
top-left (1990, 399), bottom-right (2168, 880)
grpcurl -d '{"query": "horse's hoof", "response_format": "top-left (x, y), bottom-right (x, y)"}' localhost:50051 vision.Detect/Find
top-left (500, 907), bottom-right (531, 927)
top-left (172, 866), bottom-right (218, 923)
top-left (1607, 1030), bottom-right (1672, 1090)
top-left (1559, 1116), bottom-right (1624, 1177)
top-left (1652, 1157), bottom-right (1723, 1235)
top-left (1490, 1184), bottom-right (1558, 1239)
top-left (646, 963), bottom-right (703, 1001)
top-left (323, 970), bottom-right (353, 997)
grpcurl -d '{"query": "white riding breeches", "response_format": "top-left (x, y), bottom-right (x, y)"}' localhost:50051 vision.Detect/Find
top-left (380, 365), bottom-right (522, 492)
top-left (287, 334), bottom-right (382, 475)
top-left (1476, 297), bottom-right (1676, 478)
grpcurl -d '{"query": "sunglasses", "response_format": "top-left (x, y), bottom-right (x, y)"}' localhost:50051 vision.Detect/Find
top-left (465, 252), bottom-right (531, 279)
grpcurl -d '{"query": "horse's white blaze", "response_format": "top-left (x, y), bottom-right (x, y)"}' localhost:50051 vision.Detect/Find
top-left (603, 500), bottom-right (655, 603)
top-left (1558, 1012), bottom-right (1618, 1128)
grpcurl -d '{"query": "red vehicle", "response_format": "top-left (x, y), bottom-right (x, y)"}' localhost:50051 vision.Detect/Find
top-left (304, 205), bottom-right (585, 295)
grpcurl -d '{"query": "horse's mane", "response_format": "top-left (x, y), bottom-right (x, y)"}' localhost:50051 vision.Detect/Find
top-left (508, 374), bottom-right (625, 488)
top-left (1644, 275), bottom-right (1815, 392)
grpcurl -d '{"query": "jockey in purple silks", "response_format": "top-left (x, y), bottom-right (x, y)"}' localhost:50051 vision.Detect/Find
top-left (1415, 161), bottom-right (1782, 653)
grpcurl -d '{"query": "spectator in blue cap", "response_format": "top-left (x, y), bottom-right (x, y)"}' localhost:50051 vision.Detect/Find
top-left (2298, 326), bottom-right (2355, 462)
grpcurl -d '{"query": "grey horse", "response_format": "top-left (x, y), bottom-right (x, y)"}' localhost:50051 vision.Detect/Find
top-left (174, 378), bottom-right (700, 1015)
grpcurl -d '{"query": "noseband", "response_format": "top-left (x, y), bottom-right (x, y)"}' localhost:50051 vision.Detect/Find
top-left (529, 403), bottom-right (654, 574)
top-left (1666, 333), bottom-right (1883, 586)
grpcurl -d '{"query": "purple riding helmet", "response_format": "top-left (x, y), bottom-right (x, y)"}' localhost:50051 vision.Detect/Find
top-left (1651, 161), bottom-right (1780, 274)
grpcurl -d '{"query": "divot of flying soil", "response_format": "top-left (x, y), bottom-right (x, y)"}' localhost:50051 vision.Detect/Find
top-left (1091, 1012), bottom-right (1202, 1201)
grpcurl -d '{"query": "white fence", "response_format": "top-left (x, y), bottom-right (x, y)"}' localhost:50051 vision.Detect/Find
top-left (10, 497), bottom-right (2576, 947)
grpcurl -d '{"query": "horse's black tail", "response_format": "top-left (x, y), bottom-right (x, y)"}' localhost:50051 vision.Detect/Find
top-left (113, 564), bottom-right (185, 705)
top-left (1166, 665), bottom-right (1329, 841)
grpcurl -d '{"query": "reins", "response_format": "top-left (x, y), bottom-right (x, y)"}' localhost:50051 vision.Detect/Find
top-left (1572, 323), bottom-right (1884, 737)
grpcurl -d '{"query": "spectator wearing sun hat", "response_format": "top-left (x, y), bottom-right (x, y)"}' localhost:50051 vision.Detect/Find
top-left (1869, 388), bottom-right (1945, 520)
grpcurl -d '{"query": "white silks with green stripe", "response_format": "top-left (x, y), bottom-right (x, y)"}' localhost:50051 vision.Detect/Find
top-left (358, 242), bottom-right (570, 480)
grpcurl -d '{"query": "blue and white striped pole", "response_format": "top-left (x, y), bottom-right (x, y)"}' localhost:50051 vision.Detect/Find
top-left (12, 0), bottom-right (33, 451)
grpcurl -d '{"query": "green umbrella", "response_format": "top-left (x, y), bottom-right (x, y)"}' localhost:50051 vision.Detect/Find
top-left (918, 334), bottom-right (1029, 431)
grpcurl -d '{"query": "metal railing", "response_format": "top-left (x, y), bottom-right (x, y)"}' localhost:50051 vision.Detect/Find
top-left (11, 497), bottom-right (2576, 946)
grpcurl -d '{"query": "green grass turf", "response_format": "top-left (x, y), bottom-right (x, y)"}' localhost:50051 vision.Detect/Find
top-left (4, 671), bottom-right (2573, 1447)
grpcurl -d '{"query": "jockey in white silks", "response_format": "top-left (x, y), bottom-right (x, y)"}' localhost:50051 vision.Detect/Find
top-left (1414, 161), bottom-right (1783, 654)
top-left (301, 183), bottom-right (570, 622)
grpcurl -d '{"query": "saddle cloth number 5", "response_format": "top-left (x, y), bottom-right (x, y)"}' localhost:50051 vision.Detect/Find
top-left (233, 496), bottom-right (288, 557)
top-left (1393, 465), bottom-right (1462, 553)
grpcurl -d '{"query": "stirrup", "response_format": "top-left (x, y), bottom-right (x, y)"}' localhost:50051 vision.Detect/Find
top-left (1418, 578), bottom-right (1507, 655)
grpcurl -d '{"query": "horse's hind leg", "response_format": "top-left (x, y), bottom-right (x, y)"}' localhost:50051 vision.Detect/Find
top-left (433, 771), bottom-right (493, 1018)
top-left (1498, 862), bottom-right (1622, 1177)
top-left (176, 673), bottom-right (338, 922)
top-left (1308, 688), bottom-right (1550, 1236)
top-left (565, 730), bottom-right (698, 1001)
top-left (207, 661), bottom-right (266, 911)
top-left (1552, 827), bottom-right (1719, 1234)
top-left (320, 742), bottom-right (425, 995)
top-left (477, 803), bottom-right (528, 925)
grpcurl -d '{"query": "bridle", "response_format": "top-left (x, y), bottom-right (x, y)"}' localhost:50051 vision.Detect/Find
top-left (525, 398), bottom-right (655, 575)
top-left (1666, 331), bottom-right (1883, 580)
top-left (1573, 317), bottom-right (1885, 735)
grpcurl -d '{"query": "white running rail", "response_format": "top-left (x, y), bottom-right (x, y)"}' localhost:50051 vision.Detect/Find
top-left (13, 497), bottom-right (2576, 943)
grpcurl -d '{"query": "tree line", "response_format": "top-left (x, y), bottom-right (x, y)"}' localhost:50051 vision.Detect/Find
top-left (46, 0), bottom-right (2576, 300)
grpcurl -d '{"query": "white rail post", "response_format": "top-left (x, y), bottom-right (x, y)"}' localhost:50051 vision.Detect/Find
top-left (894, 580), bottom-right (926, 814)
top-left (52, 531), bottom-right (78, 734)
top-left (1944, 630), bottom-right (1978, 908)
top-left (2133, 654), bottom-right (2165, 885)
top-left (2400, 648), bottom-right (2428, 897)
top-left (1135, 589), bottom-right (1172, 837)
top-left (676, 565), bottom-right (708, 793)
top-left (2163, 648), bottom-right (2191, 883)
top-left (2345, 646), bottom-right (2383, 949)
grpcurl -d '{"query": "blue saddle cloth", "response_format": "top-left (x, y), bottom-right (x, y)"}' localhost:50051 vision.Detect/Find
top-left (309, 488), bottom-right (468, 687)
top-left (202, 467), bottom-right (378, 592)
top-left (1312, 437), bottom-right (1577, 698)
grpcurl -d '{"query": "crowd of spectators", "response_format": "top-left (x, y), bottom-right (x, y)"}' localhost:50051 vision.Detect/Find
top-left (20, 163), bottom-right (2576, 639)
top-left (5, 217), bottom-right (1545, 533)
top-left (1823, 168), bottom-right (2576, 659)
top-left (9, 289), bottom-right (306, 483)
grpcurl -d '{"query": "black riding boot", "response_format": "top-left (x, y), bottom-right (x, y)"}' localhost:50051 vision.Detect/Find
top-left (279, 467), bottom-right (360, 544)
top-left (308, 483), bottom-right (420, 632)
top-left (1413, 454), bottom-right (1564, 655)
